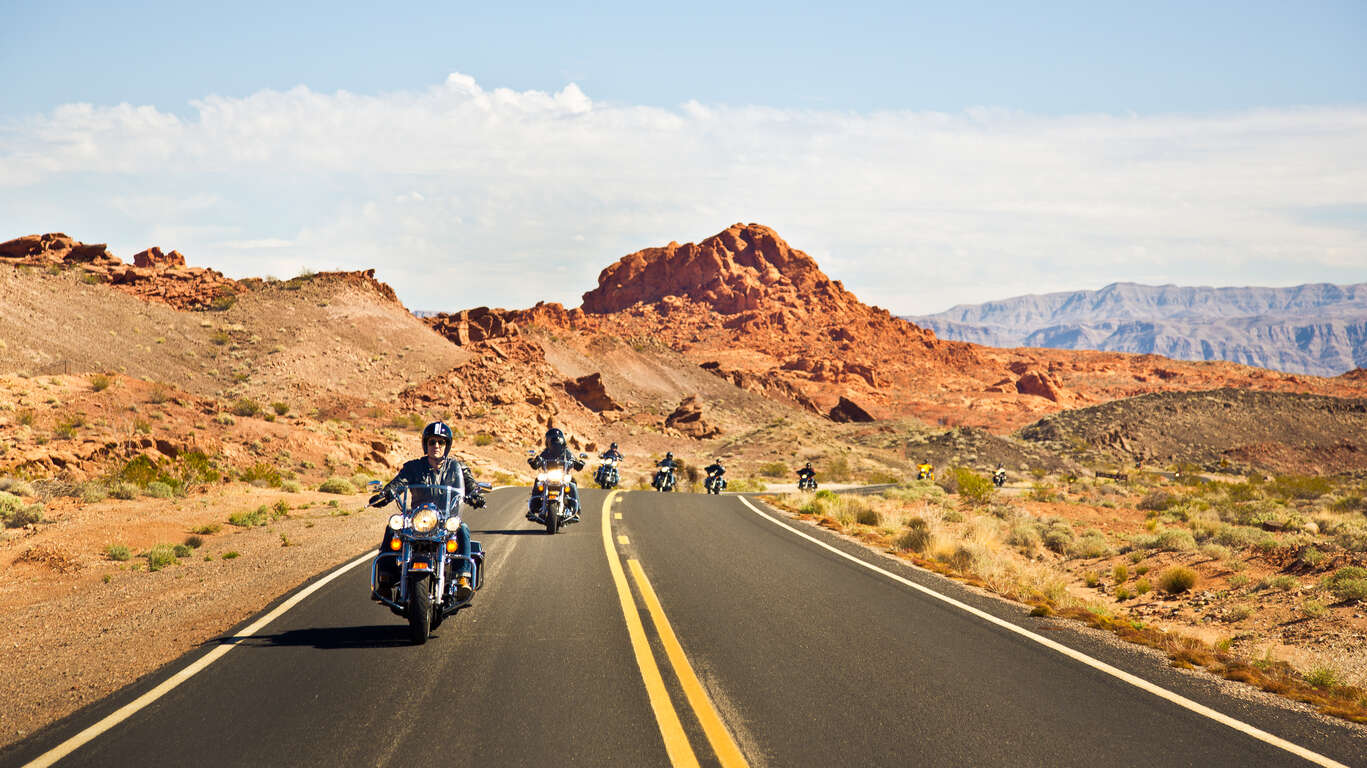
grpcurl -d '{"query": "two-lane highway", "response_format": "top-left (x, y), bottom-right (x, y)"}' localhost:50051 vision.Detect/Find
top-left (5, 487), bottom-right (1366, 767)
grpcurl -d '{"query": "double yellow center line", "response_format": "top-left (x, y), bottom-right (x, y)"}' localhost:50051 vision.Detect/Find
top-left (599, 491), bottom-right (750, 768)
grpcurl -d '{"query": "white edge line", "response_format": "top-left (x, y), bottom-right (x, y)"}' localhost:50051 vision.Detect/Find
top-left (737, 496), bottom-right (1349, 768)
top-left (23, 550), bottom-right (375, 768)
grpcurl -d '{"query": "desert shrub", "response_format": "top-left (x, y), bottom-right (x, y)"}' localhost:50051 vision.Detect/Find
top-left (1198, 543), bottom-right (1231, 561)
top-left (176, 451), bottom-right (221, 486)
top-left (228, 506), bottom-right (269, 527)
top-left (855, 507), bottom-right (880, 526)
top-left (1, 495), bottom-right (44, 528)
top-left (1134, 579), bottom-right (1152, 595)
top-left (758, 461), bottom-right (788, 478)
top-left (941, 508), bottom-right (965, 523)
top-left (0, 478), bottom-right (34, 496)
top-left (80, 482), bottom-right (108, 503)
top-left (105, 544), bottom-right (132, 561)
top-left (1304, 666), bottom-right (1339, 690)
top-left (1158, 566), bottom-right (1198, 594)
top-left (1229, 573), bottom-right (1252, 589)
top-left (1225, 482), bottom-right (1261, 502)
top-left (1075, 531), bottom-right (1113, 559)
top-left (882, 483), bottom-right (948, 504)
top-left (1298, 546), bottom-right (1327, 569)
top-left (473, 433), bottom-right (494, 446)
top-left (108, 481), bottom-right (139, 500)
top-left (896, 518), bottom-right (932, 553)
top-left (1301, 599), bottom-right (1327, 618)
top-left (147, 382), bottom-right (172, 404)
top-left (1112, 564), bottom-right (1129, 583)
top-left (1137, 491), bottom-right (1179, 512)
top-left (144, 481), bottom-right (174, 498)
top-left (1043, 521), bottom-right (1074, 556)
top-left (318, 477), bottom-right (354, 494)
top-left (1008, 522), bottom-right (1042, 555)
top-left (1115, 585), bottom-right (1135, 600)
top-left (222, 551), bottom-right (240, 560)
top-left (53, 412), bottom-right (86, 439)
top-left (1268, 474), bottom-right (1333, 501)
top-left (1214, 525), bottom-right (1270, 550)
top-left (184, 535), bottom-right (204, 548)
top-left (1028, 483), bottom-right (1058, 502)
top-left (1155, 529), bottom-right (1196, 551)
top-left (214, 413), bottom-right (235, 426)
top-left (119, 455), bottom-right (163, 487)
top-left (89, 372), bottom-right (113, 392)
top-left (270, 401), bottom-right (290, 416)
top-left (1269, 575), bottom-right (1298, 591)
top-left (191, 523), bottom-right (221, 535)
top-left (241, 462), bottom-right (282, 488)
top-left (16, 408), bottom-right (36, 426)
top-left (947, 545), bottom-right (978, 572)
top-left (172, 543), bottom-right (194, 558)
top-left (954, 467), bottom-right (994, 506)
top-left (1220, 605), bottom-right (1253, 623)
top-left (231, 399), bottom-right (261, 418)
top-left (1084, 572), bottom-right (1101, 588)
top-left (1324, 567), bottom-right (1367, 603)
top-left (280, 479), bottom-right (302, 493)
top-left (864, 470), bottom-right (902, 485)
top-left (146, 544), bottom-right (178, 571)
top-left (1335, 523), bottom-right (1367, 553)
top-left (935, 470), bottom-right (958, 495)
top-left (272, 499), bottom-right (290, 518)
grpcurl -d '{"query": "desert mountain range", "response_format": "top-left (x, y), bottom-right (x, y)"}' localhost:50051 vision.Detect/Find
top-left (907, 282), bottom-right (1367, 378)
top-left (2, 224), bottom-right (1365, 481)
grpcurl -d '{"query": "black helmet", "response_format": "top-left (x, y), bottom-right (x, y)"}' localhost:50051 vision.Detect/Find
top-left (665, 451), bottom-right (674, 460)
top-left (714, 457), bottom-right (723, 465)
top-left (422, 421), bottom-right (453, 459)
top-left (805, 461), bottom-right (812, 468)
top-left (610, 442), bottom-right (618, 450)
top-left (545, 427), bottom-right (566, 451)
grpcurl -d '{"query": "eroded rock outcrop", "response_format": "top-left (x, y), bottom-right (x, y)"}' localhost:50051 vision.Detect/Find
top-left (664, 395), bottom-right (721, 439)
top-left (425, 307), bottom-right (521, 346)
top-left (828, 395), bottom-right (876, 423)
top-left (562, 372), bottom-right (622, 412)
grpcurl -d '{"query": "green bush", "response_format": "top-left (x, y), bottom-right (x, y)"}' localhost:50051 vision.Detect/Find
top-left (184, 535), bottom-right (205, 548)
top-left (318, 477), bottom-right (354, 494)
top-left (1137, 491), bottom-right (1179, 512)
top-left (1028, 483), bottom-right (1058, 502)
top-left (1268, 474), bottom-right (1333, 501)
top-left (1324, 567), bottom-right (1367, 603)
top-left (80, 482), bottom-right (108, 503)
top-left (172, 544), bottom-right (194, 558)
top-left (231, 399), bottom-right (261, 418)
top-left (241, 462), bottom-right (282, 487)
top-left (146, 544), bottom-right (178, 571)
top-left (281, 479), bottom-right (302, 493)
top-left (105, 543), bottom-right (132, 561)
top-left (271, 401), bottom-right (290, 416)
top-left (473, 433), bottom-right (494, 446)
top-left (1298, 546), bottom-right (1327, 569)
top-left (954, 467), bottom-right (994, 506)
top-left (1075, 532), bottom-right (1113, 559)
top-left (855, 507), bottom-right (880, 526)
top-left (228, 506), bottom-right (269, 527)
top-left (1134, 579), bottom-right (1152, 595)
top-left (1043, 521), bottom-right (1074, 555)
top-left (89, 372), bottom-right (113, 392)
top-left (1008, 523), bottom-right (1042, 555)
top-left (192, 523), bottom-right (221, 535)
top-left (1158, 566), bottom-right (1198, 594)
top-left (757, 461), bottom-right (787, 478)
top-left (1112, 564), bottom-right (1129, 583)
top-left (144, 481), bottom-right (174, 498)
top-left (222, 551), bottom-right (241, 560)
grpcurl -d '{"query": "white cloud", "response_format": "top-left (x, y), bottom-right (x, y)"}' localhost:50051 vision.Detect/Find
top-left (0, 73), bottom-right (1363, 313)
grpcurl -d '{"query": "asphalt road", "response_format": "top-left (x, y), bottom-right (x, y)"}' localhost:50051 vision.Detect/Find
top-left (5, 487), bottom-right (1366, 767)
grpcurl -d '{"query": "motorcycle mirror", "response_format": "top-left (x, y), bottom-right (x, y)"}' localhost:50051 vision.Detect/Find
top-left (366, 480), bottom-right (381, 490)
top-left (476, 481), bottom-right (493, 491)
top-left (579, 453), bottom-right (588, 459)
top-left (527, 449), bottom-right (536, 456)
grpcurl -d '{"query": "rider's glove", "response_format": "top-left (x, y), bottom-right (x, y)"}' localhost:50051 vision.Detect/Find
top-left (467, 494), bottom-right (486, 509)
top-left (368, 492), bottom-right (390, 508)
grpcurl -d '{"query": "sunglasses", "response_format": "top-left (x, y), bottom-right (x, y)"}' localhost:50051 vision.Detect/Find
top-left (426, 439), bottom-right (445, 448)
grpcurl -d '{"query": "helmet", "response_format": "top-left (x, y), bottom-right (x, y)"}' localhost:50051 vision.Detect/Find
top-left (422, 421), bottom-right (453, 459)
top-left (610, 442), bottom-right (618, 450)
top-left (545, 427), bottom-right (566, 451)
top-left (665, 452), bottom-right (673, 460)
top-left (714, 458), bottom-right (723, 464)
top-left (805, 461), bottom-right (812, 468)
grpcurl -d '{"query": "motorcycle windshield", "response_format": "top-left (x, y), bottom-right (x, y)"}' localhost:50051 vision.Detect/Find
top-left (392, 483), bottom-right (464, 516)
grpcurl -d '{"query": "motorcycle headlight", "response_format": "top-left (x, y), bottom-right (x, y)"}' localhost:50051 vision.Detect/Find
top-left (546, 469), bottom-right (565, 483)
top-left (536, 473), bottom-right (547, 482)
top-left (388, 514), bottom-right (404, 530)
top-left (444, 515), bottom-right (462, 532)
top-left (412, 508), bottom-right (439, 533)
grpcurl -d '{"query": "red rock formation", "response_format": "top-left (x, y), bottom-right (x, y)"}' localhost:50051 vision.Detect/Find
top-left (562, 373), bottom-right (622, 412)
top-left (0, 233), bottom-right (118, 266)
top-left (664, 396), bottom-right (721, 438)
top-left (1015, 370), bottom-right (1066, 402)
top-left (132, 247), bottom-right (187, 269)
top-left (828, 395), bottom-right (876, 423)
top-left (425, 306), bottom-right (520, 346)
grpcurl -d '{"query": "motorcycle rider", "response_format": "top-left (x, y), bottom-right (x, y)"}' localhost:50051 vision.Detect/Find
top-left (653, 451), bottom-right (679, 490)
top-left (527, 427), bottom-right (586, 520)
top-left (993, 463), bottom-right (1007, 487)
top-left (704, 457), bottom-right (726, 492)
top-left (917, 460), bottom-right (934, 481)
top-left (796, 461), bottom-right (816, 489)
top-left (369, 421), bottom-right (485, 602)
top-left (596, 442), bottom-right (624, 486)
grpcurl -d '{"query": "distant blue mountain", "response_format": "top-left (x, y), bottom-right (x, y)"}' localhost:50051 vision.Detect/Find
top-left (905, 282), bottom-right (1367, 377)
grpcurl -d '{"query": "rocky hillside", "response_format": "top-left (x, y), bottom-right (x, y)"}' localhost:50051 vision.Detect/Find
top-left (906, 282), bottom-right (1367, 377)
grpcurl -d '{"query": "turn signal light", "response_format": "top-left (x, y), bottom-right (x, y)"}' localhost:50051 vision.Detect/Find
top-left (445, 540), bottom-right (458, 553)
top-left (410, 562), bottom-right (429, 570)
top-left (388, 538), bottom-right (401, 551)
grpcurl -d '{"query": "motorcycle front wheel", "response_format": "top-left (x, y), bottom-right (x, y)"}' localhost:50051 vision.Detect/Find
top-left (408, 573), bottom-right (432, 644)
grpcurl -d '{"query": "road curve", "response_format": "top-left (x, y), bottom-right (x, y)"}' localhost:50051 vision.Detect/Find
top-left (4, 487), bottom-right (1365, 767)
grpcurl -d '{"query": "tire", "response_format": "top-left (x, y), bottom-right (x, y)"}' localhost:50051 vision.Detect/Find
top-left (546, 500), bottom-right (561, 534)
top-left (407, 574), bottom-right (432, 644)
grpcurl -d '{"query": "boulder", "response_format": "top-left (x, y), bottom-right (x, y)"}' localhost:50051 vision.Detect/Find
top-left (132, 247), bottom-right (187, 269)
top-left (1015, 370), bottom-right (1064, 402)
top-left (664, 396), bottom-right (721, 439)
top-left (563, 372), bottom-right (622, 412)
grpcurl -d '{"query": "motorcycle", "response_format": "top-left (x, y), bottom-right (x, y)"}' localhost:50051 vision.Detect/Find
top-left (704, 471), bottom-right (726, 495)
top-left (594, 458), bottom-right (620, 490)
top-left (370, 481), bottom-right (489, 644)
top-left (993, 469), bottom-right (1006, 488)
top-left (797, 474), bottom-right (818, 491)
top-left (652, 465), bottom-right (677, 492)
top-left (529, 450), bottom-right (587, 534)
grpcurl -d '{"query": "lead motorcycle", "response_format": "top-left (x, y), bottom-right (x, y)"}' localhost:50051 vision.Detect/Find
top-left (370, 481), bottom-right (489, 644)
top-left (594, 457), bottom-right (620, 490)
top-left (529, 449), bottom-right (587, 534)
top-left (704, 470), bottom-right (726, 495)
top-left (797, 474), bottom-right (818, 491)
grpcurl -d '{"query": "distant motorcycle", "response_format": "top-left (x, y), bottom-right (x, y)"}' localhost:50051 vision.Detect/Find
top-left (528, 450), bottom-right (586, 534)
top-left (797, 474), bottom-right (818, 492)
top-left (704, 471), bottom-right (726, 495)
top-left (370, 481), bottom-right (488, 644)
top-left (993, 468), bottom-right (1006, 488)
top-left (652, 466), bottom-right (677, 492)
top-left (594, 458), bottom-right (620, 490)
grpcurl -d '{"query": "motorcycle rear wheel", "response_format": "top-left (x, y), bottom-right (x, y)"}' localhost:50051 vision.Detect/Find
top-left (408, 574), bottom-right (432, 644)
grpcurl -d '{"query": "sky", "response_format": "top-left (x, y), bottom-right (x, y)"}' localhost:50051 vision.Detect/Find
top-left (1, 0), bottom-right (1364, 314)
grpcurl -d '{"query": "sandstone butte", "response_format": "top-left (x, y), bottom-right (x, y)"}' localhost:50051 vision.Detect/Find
top-left (420, 222), bottom-right (1367, 433)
